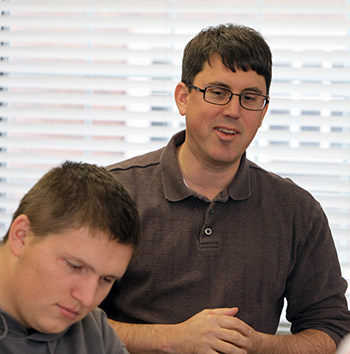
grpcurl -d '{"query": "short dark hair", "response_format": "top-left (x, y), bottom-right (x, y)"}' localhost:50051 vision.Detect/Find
top-left (181, 23), bottom-right (272, 94)
top-left (3, 161), bottom-right (140, 249)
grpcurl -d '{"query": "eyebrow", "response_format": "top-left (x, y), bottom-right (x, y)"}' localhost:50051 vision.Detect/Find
top-left (69, 256), bottom-right (120, 281)
top-left (208, 81), bottom-right (264, 94)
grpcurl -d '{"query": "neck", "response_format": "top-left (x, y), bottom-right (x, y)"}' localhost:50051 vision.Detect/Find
top-left (176, 143), bottom-right (239, 201)
top-left (0, 245), bottom-right (15, 317)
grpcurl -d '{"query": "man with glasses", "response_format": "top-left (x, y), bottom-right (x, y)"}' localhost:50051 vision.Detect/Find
top-left (101, 24), bottom-right (350, 353)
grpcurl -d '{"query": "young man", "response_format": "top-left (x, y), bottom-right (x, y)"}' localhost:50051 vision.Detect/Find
top-left (100, 24), bottom-right (350, 353)
top-left (0, 161), bottom-right (140, 353)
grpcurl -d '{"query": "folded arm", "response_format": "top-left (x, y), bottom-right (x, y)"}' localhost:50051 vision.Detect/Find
top-left (108, 308), bottom-right (336, 354)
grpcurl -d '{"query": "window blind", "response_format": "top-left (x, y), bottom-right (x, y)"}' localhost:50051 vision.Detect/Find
top-left (1, 1), bottom-right (349, 329)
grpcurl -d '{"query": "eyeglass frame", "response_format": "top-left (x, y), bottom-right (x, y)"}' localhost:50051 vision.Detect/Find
top-left (185, 83), bottom-right (269, 111)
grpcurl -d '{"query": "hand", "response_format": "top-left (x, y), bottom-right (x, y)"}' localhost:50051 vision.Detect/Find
top-left (171, 307), bottom-right (255, 354)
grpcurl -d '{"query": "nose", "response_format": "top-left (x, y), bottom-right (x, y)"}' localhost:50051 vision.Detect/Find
top-left (222, 93), bottom-right (242, 117)
top-left (71, 276), bottom-right (98, 308)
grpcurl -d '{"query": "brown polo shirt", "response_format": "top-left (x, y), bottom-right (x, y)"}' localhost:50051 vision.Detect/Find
top-left (101, 130), bottom-right (350, 345)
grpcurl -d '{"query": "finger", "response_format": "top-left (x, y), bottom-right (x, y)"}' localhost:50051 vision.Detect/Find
top-left (216, 316), bottom-right (251, 337)
top-left (218, 327), bottom-right (251, 349)
top-left (208, 307), bottom-right (239, 317)
top-left (213, 335), bottom-right (248, 354)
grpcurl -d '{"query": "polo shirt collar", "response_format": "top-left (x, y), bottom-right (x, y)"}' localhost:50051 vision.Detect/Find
top-left (160, 130), bottom-right (192, 202)
top-left (227, 153), bottom-right (251, 201)
top-left (160, 130), bottom-right (251, 202)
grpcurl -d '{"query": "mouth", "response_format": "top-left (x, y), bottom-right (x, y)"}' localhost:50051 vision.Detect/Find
top-left (215, 127), bottom-right (239, 135)
top-left (57, 304), bottom-right (80, 320)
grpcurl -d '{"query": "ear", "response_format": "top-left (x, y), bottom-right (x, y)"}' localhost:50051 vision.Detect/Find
top-left (174, 82), bottom-right (190, 116)
top-left (8, 215), bottom-right (32, 257)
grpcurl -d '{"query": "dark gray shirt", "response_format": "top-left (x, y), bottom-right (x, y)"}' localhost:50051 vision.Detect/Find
top-left (101, 130), bottom-right (350, 346)
top-left (0, 308), bottom-right (128, 354)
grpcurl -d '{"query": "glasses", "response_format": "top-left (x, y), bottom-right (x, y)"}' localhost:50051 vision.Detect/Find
top-left (186, 83), bottom-right (269, 111)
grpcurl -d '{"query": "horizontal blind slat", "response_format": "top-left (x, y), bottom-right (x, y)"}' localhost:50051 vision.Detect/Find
top-left (1, 1), bottom-right (348, 14)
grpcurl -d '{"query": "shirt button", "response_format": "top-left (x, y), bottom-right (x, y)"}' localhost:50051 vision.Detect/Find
top-left (204, 227), bottom-right (212, 236)
top-left (209, 208), bottom-right (214, 215)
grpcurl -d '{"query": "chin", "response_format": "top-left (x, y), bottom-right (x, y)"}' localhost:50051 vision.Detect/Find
top-left (35, 322), bottom-right (69, 334)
